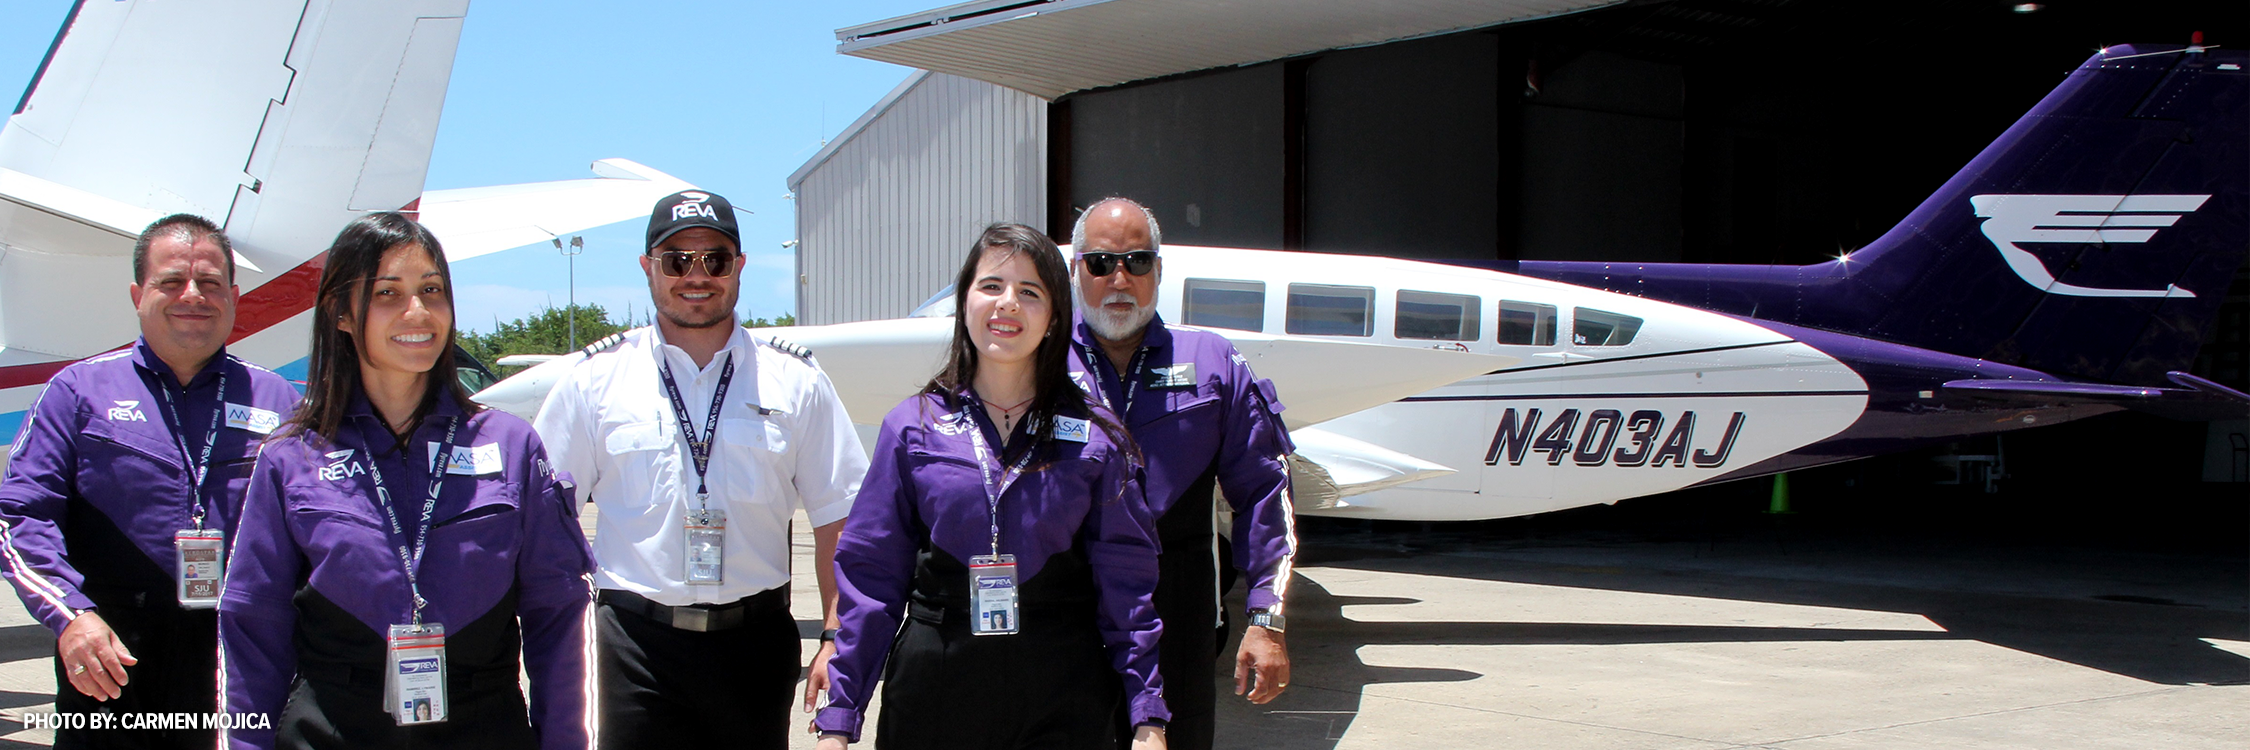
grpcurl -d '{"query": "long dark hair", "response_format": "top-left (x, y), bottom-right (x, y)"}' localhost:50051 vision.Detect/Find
top-left (924, 223), bottom-right (1117, 451)
top-left (278, 212), bottom-right (477, 443)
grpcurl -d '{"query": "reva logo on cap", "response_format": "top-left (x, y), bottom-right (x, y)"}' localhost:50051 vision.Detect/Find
top-left (671, 192), bottom-right (716, 221)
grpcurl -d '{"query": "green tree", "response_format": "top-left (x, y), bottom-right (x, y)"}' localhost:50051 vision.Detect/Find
top-left (742, 313), bottom-right (796, 329)
top-left (460, 305), bottom-right (797, 377)
top-left (459, 304), bottom-right (629, 376)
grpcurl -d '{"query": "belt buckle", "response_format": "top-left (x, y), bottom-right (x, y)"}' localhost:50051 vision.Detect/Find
top-left (672, 606), bottom-right (711, 632)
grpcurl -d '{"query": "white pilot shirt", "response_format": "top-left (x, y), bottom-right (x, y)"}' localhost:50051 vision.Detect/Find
top-left (533, 325), bottom-right (866, 606)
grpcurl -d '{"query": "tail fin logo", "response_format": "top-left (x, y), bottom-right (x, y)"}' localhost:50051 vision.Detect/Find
top-left (1971, 194), bottom-right (2211, 298)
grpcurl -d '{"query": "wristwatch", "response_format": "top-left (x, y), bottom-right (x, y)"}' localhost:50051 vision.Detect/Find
top-left (819, 628), bottom-right (840, 643)
top-left (1246, 609), bottom-right (1286, 634)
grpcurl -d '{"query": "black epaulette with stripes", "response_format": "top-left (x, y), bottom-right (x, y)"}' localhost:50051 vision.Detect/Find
top-left (581, 332), bottom-right (628, 357)
top-left (763, 336), bottom-right (814, 363)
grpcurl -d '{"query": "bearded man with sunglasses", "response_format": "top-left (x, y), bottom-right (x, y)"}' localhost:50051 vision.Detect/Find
top-left (533, 190), bottom-right (866, 749)
top-left (1071, 198), bottom-right (1298, 750)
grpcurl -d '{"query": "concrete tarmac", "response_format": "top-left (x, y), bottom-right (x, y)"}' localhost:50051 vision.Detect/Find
top-left (0, 496), bottom-right (2240, 749)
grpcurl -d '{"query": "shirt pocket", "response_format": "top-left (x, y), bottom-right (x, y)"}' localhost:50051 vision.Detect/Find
top-left (720, 416), bottom-right (791, 500)
top-left (1138, 385), bottom-right (1221, 430)
top-left (428, 481), bottom-right (523, 564)
top-left (81, 418), bottom-right (185, 492)
top-left (284, 481), bottom-right (396, 583)
top-left (603, 421), bottom-right (676, 509)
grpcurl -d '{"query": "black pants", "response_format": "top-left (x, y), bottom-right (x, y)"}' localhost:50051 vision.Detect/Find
top-left (1137, 485), bottom-right (1224, 750)
top-left (53, 591), bottom-right (216, 750)
top-left (596, 589), bottom-right (800, 750)
top-left (875, 552), bottom-right (1118, 750)
top-left (275, 588), bottom-right (536, 750)
top-left (275, 665), bottom-right (534, 750)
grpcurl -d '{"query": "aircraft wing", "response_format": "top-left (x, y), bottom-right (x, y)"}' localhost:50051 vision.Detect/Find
top-left (415, 159), bottom-right (696, 262)
top-left (1283, 427), bottom-right (1457, 511)
top-left (475, 316), bottom-right (1518, 430)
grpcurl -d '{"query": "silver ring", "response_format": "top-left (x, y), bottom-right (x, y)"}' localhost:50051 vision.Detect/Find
top-left (70, 663), bottom-right (86, 676)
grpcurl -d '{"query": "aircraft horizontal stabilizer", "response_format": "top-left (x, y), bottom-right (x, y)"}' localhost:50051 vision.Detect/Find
top-left (495, 354), bottom-right (561, 367)
top-left (1942, 371), bottom-right (2250, 421)
top-left (1287, 427), bottom-right (1455, 510)
top-left (417, 159), bottom-right (696, 263)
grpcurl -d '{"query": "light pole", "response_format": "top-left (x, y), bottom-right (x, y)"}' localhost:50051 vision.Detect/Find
top-left (554, 235), bottom-right (584, 349)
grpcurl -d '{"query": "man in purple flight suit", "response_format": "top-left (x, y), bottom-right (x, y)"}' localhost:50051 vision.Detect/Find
top-left (1072, 198), bottom-right (1297, 750)
top-left (0, 215), bottom-right (301, 748)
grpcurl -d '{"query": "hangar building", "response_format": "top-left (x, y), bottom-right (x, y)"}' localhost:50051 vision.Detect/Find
top-left (786, 0), bottom-right (2246, 482)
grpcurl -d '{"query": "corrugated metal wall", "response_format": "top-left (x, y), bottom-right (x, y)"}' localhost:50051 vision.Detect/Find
top-left (792, 72), bottom-right (1047, 325)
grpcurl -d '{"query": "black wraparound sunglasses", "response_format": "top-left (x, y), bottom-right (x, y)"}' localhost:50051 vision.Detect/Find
top-left (1081, 251), bottom-right (1156, 277)
top-left (652, 250), bottom-right (739, 278)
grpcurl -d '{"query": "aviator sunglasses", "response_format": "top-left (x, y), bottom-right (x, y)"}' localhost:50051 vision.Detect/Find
top-left (1081, 251), bottom-right (1157, 277)
top-left (652, 250), bottom-right (739, 278)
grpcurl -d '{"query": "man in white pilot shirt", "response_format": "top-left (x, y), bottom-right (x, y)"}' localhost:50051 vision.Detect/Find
top-left (534, 190), bottom-right (866, 749)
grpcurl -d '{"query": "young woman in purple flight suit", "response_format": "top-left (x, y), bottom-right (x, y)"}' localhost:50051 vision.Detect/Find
top-left (218, 213), bottom-right (596, 750)
top-left (814, 224), bottom-right (1170, 750)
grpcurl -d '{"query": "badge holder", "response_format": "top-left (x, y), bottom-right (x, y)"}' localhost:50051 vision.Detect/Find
top-left (174, 529), bottom-right (224, 609)
top-left (385, 623), bottom-right (448, 725)
top-left (685, 506), bottom-right (726, 584)
top-left (968, 554), bottom-right (1019, 636)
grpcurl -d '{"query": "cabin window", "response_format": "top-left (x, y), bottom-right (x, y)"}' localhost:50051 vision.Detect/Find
top-left (1395, 290), bottom-right (1480, 341)
top-left (1285, 284), bottom-right (1375, 336)
top-left (1182, 278), bottom-right (1266, 332)
top-left (1497, 301), bottom-right (1557, 346)
top-left (1573, 307), bottom-right (1643, 346)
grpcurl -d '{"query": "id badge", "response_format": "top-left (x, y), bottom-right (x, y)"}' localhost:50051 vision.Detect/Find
top-left (968, 554), bottom-right (1018, 636)
top-left (385, 623), bottom-right (448, 725)
top-left (684, 506), bottom-right (726, 585)
top-left (174, 529), bottom-right (224, 609)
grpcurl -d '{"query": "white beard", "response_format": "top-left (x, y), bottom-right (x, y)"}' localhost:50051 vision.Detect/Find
top-left (1080, 291), bottom-right (1156, 341)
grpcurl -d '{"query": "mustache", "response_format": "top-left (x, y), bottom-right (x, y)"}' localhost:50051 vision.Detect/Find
top-left (1098, 292), bottom-right (1139, 308)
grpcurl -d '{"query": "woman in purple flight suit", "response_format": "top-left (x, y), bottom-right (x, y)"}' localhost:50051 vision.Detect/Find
top-left (813, 224), bottom-right (1170, 750)
top-left (218, 213), bottom-right (596, 750)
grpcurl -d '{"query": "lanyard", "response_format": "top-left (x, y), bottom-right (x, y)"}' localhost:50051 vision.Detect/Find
top-left (659, 353), bottom-right (734, 510)
top-left (360, 415), bottom-right (460, 625)
top-left (1075, 341), bottom-right (1149, 417)
top-left (152, 369), bottom-right (227, 531)
top-left (961, 395), bottom-right (1037, 558)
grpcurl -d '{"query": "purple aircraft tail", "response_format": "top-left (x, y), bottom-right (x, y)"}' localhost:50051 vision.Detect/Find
top-left (1521, 44), bottom-right (2248, 388)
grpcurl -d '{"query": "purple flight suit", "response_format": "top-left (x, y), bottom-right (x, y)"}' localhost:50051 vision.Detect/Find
top-left (0, 340), bottom-right (300, 749)
top-left (1070, 316), bottom-right (1295, 750)
top-left (219, 395), bottom-right (594, 750)
top-left (1069, 317), bottom-right (1295, 609)
top-left (0, 340), bottom-right (301, 631)
top-left (817, 392), bottom-right (1167, 742)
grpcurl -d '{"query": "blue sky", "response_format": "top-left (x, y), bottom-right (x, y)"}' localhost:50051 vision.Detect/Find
top-left (2, 0), bottom-right (940, 332)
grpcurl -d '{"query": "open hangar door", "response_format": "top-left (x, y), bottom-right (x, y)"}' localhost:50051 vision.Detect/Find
top-left (1049, 0), bottom-right (2248, 531)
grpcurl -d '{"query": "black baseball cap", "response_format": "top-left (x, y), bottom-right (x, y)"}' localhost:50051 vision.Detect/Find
top-left (646, 190), bottom-right (741, 251)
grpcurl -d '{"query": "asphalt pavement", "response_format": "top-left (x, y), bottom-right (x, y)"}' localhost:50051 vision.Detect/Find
top-left (0, 487), bottom-right (2241, 749)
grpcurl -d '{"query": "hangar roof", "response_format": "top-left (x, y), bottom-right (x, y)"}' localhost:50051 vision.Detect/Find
top-left (836, 0), bottom-right (1624, 100)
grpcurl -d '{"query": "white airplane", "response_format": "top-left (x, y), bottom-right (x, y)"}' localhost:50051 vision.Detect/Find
top-left (477, 43), bottom-right (2247, 523)
top-left (0, 0), bottom-right (699, 457)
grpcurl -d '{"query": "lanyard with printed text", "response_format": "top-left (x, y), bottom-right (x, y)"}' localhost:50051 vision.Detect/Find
top-left (659, 353), bottom-right (734, 510)
top-left (152, 369), bottom-right (227, 531)
top-left (360, 415), bottom-right (460, 625)
top-left (1074, 342), bottom-right (1149, 417)
top-left (961, 395), bottom-right (1038, 558)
